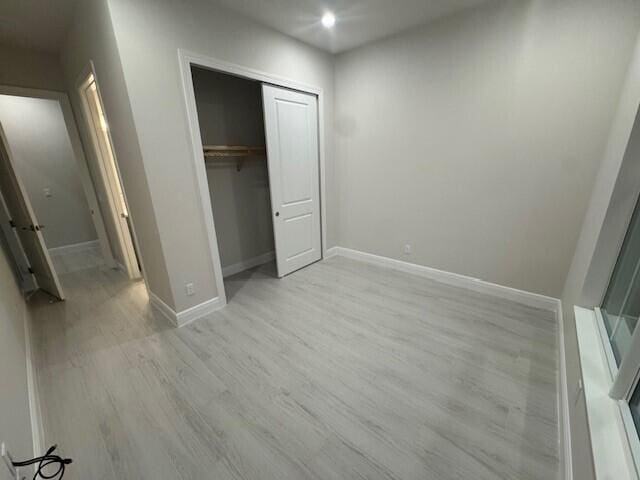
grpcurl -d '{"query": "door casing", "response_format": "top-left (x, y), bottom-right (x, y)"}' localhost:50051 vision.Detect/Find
top-left (0, 84), bottom-right (115, 274)
top-left (76, 63), bottom-right (143, 281)
top-left (178, 49), bottom-right (328, 308)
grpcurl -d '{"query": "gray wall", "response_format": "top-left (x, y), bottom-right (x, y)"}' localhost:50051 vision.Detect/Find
top-left (192, 68), bottom-right (274, 270)
top-left (100, 0), bottom-right (335, 312)
top-left (0, 44), bottom-right (65, 91)
top-left (0, 229), bottom-right (33, 459)
top-left (62, 0), bottom-right (172, 303)
top-left (334, 0), bottom-right (640, 298)
top-left (0, 95), bottom-right (97, 249)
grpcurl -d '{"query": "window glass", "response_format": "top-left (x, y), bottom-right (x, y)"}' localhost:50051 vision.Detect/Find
top-left (602, 197), bottom-right (640, 365)
top-left (629, 381), bottom-right (640, 435)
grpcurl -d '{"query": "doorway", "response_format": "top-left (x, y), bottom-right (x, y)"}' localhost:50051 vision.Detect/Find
top-left (0, 122), bottom-right (64, 299)
top-left (0, 87), bottom-right (114, 299)
top-left (78, 70), bottom-right (141, 280)
top-left (182, 56), bottom-right (325, 307)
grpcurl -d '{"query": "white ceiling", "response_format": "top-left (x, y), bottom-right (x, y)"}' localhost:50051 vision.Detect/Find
top-left (0, 0), bottom-right (78, 53)
top-left (0, 0), bottom-right (488, 55)
top-left (212, 0), bottom-right (491, 53)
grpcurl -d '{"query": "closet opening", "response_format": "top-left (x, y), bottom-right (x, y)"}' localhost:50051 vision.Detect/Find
top-left (188, 64), bottom-right (323, 303)
top-left (192, 67), bottom-right (275, 295)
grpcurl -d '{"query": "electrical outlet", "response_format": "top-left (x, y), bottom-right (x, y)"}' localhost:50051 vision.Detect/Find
top-left (185, 283), bottom-right (195, 296)
top-left (404, 244), bottom-right (411, 255)
top-left (42, 187), bottom-right (52, 198)
top-left (1, 443), bottom-right (17, 478)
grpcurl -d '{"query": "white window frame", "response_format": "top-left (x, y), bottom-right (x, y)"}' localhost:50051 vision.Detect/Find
top-left (575, 184), bottom-right (640, 480)
top-left (577, 188), bottom-right (640, 479)
top-left (575, 306), bottom-right (639, 479)
top-left (595, 307), bottom-right (640, 471)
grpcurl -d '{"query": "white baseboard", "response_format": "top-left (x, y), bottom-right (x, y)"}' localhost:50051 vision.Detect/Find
top-left (556, 304), bottom-right (573, 480)
top-left (148, 291), bottom-right (175, 324)
top-left (325, 246), bottom-right (339, 258)
top-left (327, 246), bottom-right (569, 470)
top-left (222, 251), bottom-right (275, 278)
top-left (24, 309), bottom-right (44, 458)
top-left (148, 290), bottom-right (224, 327)
top-left (48, 239), bottom-right (99, 256)
top-left (326, 246), bottom-right (560, 311)
top-left (176, 296), bottom-right (225, 326)
top-left (327, 246), bottom-right (569, 474)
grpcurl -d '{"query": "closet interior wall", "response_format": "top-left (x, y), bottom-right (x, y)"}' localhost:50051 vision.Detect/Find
top-left (192, 67), bottom-right (274, 275)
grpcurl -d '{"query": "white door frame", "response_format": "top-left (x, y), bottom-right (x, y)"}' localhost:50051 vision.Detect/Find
top-left (76, 63), bottom-right (143, 280)
top-left (177, 49), bottom-right (328, 308)
top-left (0, 84), bottom-right (116, 270)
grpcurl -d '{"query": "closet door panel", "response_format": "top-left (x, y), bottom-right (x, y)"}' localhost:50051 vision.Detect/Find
top-left (262, 84), bottom-right (321, 277)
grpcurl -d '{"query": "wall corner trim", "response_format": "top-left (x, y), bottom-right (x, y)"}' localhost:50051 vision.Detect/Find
top-left (326, 247), bottom-right (560, 311)
top-left (148, 291), bottom-right (223, 327)
top-left (326, 246), bottom-right (340, 258)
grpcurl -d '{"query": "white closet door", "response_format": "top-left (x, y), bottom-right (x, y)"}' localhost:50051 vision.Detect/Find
top-left (262, 84), bottom-right (321, 277)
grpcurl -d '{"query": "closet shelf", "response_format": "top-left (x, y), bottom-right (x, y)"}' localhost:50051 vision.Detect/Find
top-left (203, 145), bottom-right (266, 171)
top-left (203, 145), bottom-right (266, 157)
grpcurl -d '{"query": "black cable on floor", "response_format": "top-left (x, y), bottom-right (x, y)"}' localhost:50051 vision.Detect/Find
top-left (11, 445), bottom-right (72, 480)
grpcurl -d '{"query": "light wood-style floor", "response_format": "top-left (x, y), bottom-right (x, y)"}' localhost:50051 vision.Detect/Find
top-left (49, 245), bottom-right (104, 275)
top-left (31, 256), bottom-right (558, 480)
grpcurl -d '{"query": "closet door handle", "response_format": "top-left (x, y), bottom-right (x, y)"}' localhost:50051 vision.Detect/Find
top-left (275, 212), bottom-right (280, 217)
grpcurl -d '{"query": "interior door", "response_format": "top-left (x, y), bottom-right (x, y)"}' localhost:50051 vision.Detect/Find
top-left (0, 123), bottom-right (64, 300)
top-left (81, 74), bottom-right (141, 279)
top-left (0, 188), bottom-right (37, 291)
top-left (262, 84), bottom-right (321, 277)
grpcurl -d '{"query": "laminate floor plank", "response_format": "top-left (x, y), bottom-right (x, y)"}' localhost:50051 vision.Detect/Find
top-left (31, 256), bottom-right (558, 479)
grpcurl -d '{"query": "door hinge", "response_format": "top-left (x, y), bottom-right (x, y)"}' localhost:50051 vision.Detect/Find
top-left (8, 219), bottom-right (15, 228)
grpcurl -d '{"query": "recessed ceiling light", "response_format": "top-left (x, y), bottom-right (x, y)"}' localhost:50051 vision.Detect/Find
top-left (321, 12), bottom-right (336, 28)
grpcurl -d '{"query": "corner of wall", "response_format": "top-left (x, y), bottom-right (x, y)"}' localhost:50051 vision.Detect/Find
top-left (148, 288), bottom-right (224, 327)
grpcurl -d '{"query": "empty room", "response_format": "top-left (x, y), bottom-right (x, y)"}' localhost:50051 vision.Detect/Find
top-left (1, 0), bottom-right (640, 479)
